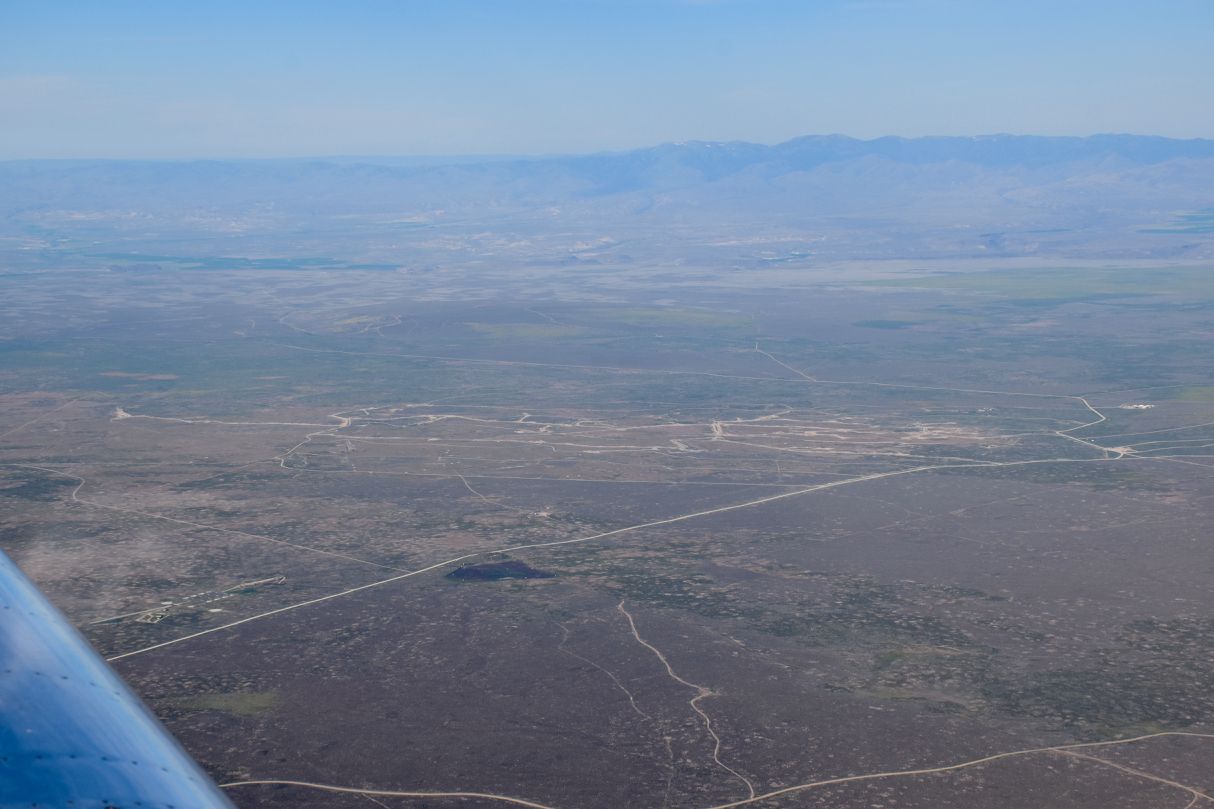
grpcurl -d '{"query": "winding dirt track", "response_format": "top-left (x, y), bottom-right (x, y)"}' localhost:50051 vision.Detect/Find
top-left (618, 601), bottom-right (756, 799)
top-left (219, 731), bottom-right (1214, 808)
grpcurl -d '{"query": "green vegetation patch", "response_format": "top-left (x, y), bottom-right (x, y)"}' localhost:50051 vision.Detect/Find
top-left (1170, 386), bottom-right (1214, 402)
top-left (173, 690), bottom-right (280, 716)
top-left (0, 472), bottom-right (76, 502)
top-left (586, 306), bottom-right (751, 328)
top-left (466, 322), bottom-right (589, 339)
top-left (853, 319), bottom-right (920, 329)
top-left (867, 265), bottom-right (1214, 302)
top-left (93, 252), bottom-right (398, 271)
top-left (1140, 209), bottom-right (1214, 234)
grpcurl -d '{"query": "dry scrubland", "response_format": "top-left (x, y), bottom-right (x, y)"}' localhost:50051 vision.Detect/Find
top-left (3, 139), bottom-right (1214, 806)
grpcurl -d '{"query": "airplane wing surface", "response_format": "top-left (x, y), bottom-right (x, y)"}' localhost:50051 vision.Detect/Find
top-left (0, 551), bottom-right (234, 808)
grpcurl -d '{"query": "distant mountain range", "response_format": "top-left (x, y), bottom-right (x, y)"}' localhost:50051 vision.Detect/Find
top-left (5, 133), bottom-right (1214, 207)
top-left (2, 134), bottom-right (1212, 262)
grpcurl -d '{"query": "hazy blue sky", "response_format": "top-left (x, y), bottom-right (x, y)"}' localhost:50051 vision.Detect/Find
top-left (2, 0), bottom-right (1212, 158)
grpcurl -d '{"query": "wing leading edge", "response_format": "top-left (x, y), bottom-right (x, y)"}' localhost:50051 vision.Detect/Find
top-left (0, 551), bottom-right (234, 808)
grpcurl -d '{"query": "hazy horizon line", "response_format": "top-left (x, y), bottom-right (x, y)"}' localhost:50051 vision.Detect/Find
top-left (4, 131), bottom-right (1213, 165)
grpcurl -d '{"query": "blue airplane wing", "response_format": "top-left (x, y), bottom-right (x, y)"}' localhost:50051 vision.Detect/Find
top-left (0, 550), bottom-right (235, 808)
